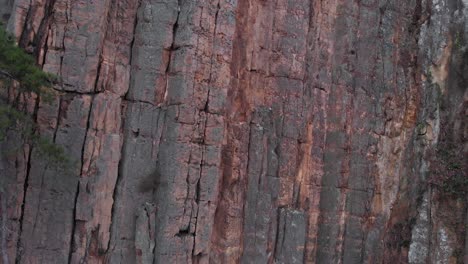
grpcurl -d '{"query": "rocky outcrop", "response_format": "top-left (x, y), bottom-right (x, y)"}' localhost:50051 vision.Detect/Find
top-left (0, 0), bottom-right (466, 263)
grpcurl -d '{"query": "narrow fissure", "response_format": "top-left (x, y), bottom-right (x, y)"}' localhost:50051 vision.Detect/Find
top-left (79, 97), bottom-right (93, 176)
top-left (164, 1), bottom-right (181, 75)
top-left (33, 0), bottom-right (57, 63)
top-left (17, 0), bottom-right (33, 49)
top-left (190, 113), bottom-right (209, 257)
top-left (1, 191), bottom-right (9, 264)
top-left (67, 183), bottom-right (80, 264)
top-left (52, 96), bottom-right (63, 143)
top-left (181, 150), bottom-right (192, 233)
top-left (127, 0), bottom-right (143, 72)
top-left (206, 0), bottom-right (221, 90)
top-left (66, 97), bottom-right (93, 262)
top-left (14, 82), bottom-right (44, 263)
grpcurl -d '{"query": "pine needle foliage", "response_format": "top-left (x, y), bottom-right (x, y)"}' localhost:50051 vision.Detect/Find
top-left (0, 24), bottom-right (68, 167)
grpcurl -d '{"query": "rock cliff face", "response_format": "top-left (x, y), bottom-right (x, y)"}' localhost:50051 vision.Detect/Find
top-left (0, 0), bottom-right (467, 263)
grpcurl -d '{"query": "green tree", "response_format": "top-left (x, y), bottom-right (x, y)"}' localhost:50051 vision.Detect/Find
top-left (0, 25), bottom-right (68, 166)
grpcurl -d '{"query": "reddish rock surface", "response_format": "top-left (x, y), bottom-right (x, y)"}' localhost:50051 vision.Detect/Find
top-left (0, 0), bottom-right (467, 263)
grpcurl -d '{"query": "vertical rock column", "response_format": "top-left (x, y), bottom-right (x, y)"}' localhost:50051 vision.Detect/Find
top-left (2, 0), bottom-right (139, 263)
top-left (109, 0), bottom-right (238, 263)
top-left (213, 0), bottom-right (312, 263)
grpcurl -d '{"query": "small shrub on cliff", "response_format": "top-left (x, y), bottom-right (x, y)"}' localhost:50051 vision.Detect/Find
top-left (0, 25), bottom-right (68, 166)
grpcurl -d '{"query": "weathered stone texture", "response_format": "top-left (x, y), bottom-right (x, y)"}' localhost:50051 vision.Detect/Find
top-left (0, 0), bottom-right (466, 263)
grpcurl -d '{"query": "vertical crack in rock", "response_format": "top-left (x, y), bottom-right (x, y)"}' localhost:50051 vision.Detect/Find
top-left (1, 191), bottom-right (8, 264)
top-left (67, 183), bottom-right (80, 264)
top-left (206, 1), bottom-right (221, 102)
top-left (135, 202), bottom-right (156, 264)
top-left (14, 88), bottom-right (43, 263)
top-left (67, 95), bottom-right (93, 261)
top-left (162, 0), bottom-right (181, 105)
top-left (274, 208), bottom-right (307, 263)
top-left (108, 0), bottom-right (143, 255)
top-left (79, 97), bottom-right (97, 177)
top-left (33, 0), bottom-right (57, 64)
top-left (17, 0), bottom-right (33, 48)
top-left (15, 133), bottom-right (32, 262)
top-left (127, 0), bottom-right (143, 78)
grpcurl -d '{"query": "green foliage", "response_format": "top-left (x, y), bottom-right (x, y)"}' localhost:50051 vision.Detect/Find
top-left (0, 25), bottom-right (68, 167)
top-left (442, 174), bottom-right (467, 197)
top-left (0, 103), bottom-right (30, 140)
top-left (32, 135), bottom-right (69, 166)
top-left (454, 32), bottom-right (463, 50)
top-left (425, 68), bottom-right (433, 83)
top-left (0, 103), bottom-right (69, 166)
top-left (0, 26), bottom-right (56, 97)
top-left (415, 122), bottom-right (427, 135)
